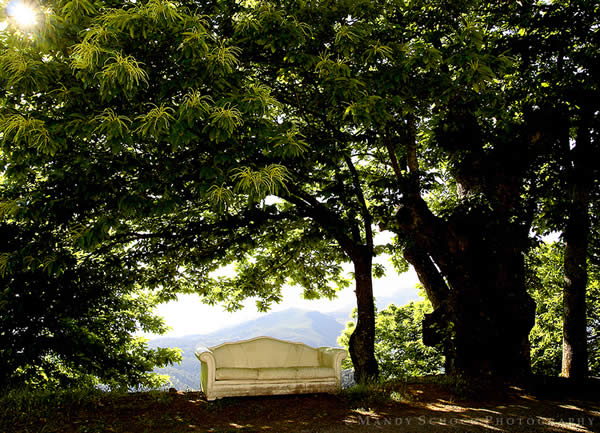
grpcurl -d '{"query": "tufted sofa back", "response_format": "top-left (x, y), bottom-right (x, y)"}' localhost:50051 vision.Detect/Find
top-left (211, 336), bottom-right (320, 368)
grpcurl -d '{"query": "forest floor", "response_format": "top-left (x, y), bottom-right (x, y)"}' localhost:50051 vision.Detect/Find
top-left (3, 376), bottom-right (600, 433)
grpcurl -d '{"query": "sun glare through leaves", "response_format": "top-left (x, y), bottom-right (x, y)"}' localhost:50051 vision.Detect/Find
top-left (6, 0), bottom-right (37, 28)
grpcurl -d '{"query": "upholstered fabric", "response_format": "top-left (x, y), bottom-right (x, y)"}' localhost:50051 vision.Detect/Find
top-left (215, 368), bottom-right (259, 380)
top-left (211, 338), bottom-right (320, 368)
top-left (196, 336), bottom-right (347, 400)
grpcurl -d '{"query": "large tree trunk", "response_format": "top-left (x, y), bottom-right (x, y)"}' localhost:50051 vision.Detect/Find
top-left (562, 109), bottom-right (593, 379)
top-left (397, 196), bottom-right (535, 377)
top-left (348, 249), bottom-right (379, 384)
top-left (563, 203), bottom-right (589, 379)
top-left (422, 233), bottom-right (535, 377)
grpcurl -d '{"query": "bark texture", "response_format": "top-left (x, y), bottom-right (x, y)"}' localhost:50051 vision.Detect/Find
top-left (348, 251), bottom-right (379, 384)
top-left (562, 109), bottom-right (593, 379)
top-left (388, 107), bottom-right (538, 377)
top-left (401, 209), bottom-right (535, 377)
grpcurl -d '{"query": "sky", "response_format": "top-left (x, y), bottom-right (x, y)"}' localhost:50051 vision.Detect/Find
top-left (146, 234), bottom-right (421, 339)
top-left (146, 230), bottom-right (563, 339)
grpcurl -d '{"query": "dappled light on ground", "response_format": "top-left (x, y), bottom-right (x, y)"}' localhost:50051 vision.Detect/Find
top-left (2, 379), bottom-right (599, 432)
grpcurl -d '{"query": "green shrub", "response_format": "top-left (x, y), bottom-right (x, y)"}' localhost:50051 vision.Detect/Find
top-left (338, 295), bottom-right (444, 379)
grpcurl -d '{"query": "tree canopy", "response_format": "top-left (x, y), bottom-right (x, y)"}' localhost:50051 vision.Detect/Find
top-left (1, 0), bottom-right (599, 387)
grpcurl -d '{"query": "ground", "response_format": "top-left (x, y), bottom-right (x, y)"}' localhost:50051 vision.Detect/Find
top-left (3, 377), bottom-right (600, 433)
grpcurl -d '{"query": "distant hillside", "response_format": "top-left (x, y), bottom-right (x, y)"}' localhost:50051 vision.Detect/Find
top-left (148, 308), bottom-right (347, 390)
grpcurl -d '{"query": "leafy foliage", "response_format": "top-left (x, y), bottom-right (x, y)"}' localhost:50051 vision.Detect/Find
top-left (1, 0), bottom-right (599, 386)
top-left (0, 222), bottom-right (181, 390)
top-left (527, 242), bottom-right (600, 377)
top-left (339, 295), bottom-right (444, 379)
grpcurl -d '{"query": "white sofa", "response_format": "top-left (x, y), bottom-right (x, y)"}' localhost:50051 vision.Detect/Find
top-left (195, 336), bottom-right (347, 400)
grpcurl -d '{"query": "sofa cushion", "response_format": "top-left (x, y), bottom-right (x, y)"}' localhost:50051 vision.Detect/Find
top-left (215, 367), bottom-right (259, 380)
top-left (257, 367), bottom-right (297, 380)
top-left (256, 367), bottom-right (335, 380)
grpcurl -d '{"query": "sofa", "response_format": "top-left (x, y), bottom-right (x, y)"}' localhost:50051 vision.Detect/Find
top-left (195, 336), bottom-right (347, 400)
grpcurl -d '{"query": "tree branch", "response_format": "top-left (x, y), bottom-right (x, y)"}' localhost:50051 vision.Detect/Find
top-left (403, 244), bottom-right (450, 309)
top-left (282, 185), bottom-right (359, 259)
top-left (344, 154), bottom-right (373, 252)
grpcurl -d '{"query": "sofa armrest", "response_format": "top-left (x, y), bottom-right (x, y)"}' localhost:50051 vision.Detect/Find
top-left (318, 347), bottom-right (347, 387)
top-left (195, 346), bottom-right (216, 397)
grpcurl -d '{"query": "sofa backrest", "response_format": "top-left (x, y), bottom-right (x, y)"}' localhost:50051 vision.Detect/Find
top-left (210, 336), bottom-right (320, 368)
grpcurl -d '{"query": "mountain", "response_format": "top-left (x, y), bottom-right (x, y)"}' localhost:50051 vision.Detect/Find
top-left (148, 308), bottom-right (347, 390)
top-left (148, 292), bottom-right (420, 391)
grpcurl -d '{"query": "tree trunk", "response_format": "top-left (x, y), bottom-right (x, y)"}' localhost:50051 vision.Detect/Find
top-left (562, 110), bottom-right (593, 380)
top-left (422, 233), bottom-right (535, 377)
top-left (562, 201), bottom-right (589, 379)
top-left (397, 202), bottom-right (535, 377)
top-left (348, 249), bottom-right (379, 384)
top-left (387, 106), bottom-right (536, 378)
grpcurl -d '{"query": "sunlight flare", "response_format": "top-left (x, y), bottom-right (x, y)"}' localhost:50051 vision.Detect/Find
top-left (6, 0), bottom-right (37, 27)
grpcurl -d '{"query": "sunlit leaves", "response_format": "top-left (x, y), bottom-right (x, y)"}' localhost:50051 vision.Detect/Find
top-left (206, 41), bottom-right (241, 75)
top-left (242, 83), bottom-right (280, 116)
top-left (100, 53), bottom-right (148, 96)
top-left (338, 298), bottom-right (444, 378)
top-left (93, 108), bottom-right (132, 141)
top-left (0, 114), bottom-right (55, 155)
top-left (206, 103), bottom-right (242, 142)
top-left (0, 50), bottom-right (28, 76)
top-left (0, 253), bottom-right (10, 278)
top-left (343, 94), bottom-right (390, 126)
top-left (135, 103), bottom-right (175, 138)
top-left (82, 24), bottom-right (114, 44)
top-left (315, 51), bottom-right (351, 78)
top-left (70, 40), bottom-right (104, 70)
top-left (271, 128), bottom-right (308, 158)
top-left (180, 25), bottom-right (209, 57)
top-left (334, 24), bottom-right (362, 45)
top-left (363, 41), bottom-right (393, 62)
top-left (233, 11), bottom-right (260, 34)
top-left (180, 89), bottom-right (213, 122)
top-left (232, 164), bottom-right (291, 197)
top-left (139, 0), bottom-right (183, 23)
top-left (99, 8), bottom-right (141, 32)
top-left (0, 50), bottom-right (41, 87)
top-left (207, 184), bottom-right (234, 211)
top-left (0, 200), bottom-right (20, 221)
top-left (61, 0), bottom-right (97, 22)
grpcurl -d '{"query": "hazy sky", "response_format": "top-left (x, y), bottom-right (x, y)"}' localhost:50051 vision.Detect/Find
top-left (144, 230), bottom-right (561, 339)
top-left (147, 249), bottom-right (421, 339)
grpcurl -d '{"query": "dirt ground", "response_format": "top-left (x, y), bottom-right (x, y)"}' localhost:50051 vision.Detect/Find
top-left (7, 379), bottom-right (600, 433)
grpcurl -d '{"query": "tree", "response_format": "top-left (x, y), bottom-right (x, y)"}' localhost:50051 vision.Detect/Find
top-left (508, 1), bottom-right (600, 379)
top-left (359, 0), bottom-right (598, 377)
top-left (2, 0), bottom-right (598, 384)
top-left (526, 242), bottom-right (600, 377)
top-left (0, 219), bottom-right (181, 390)
top-left (339, 295), bottom-right (444, 379)
top-left (0, 0), bottom-right (383, 384)
top-left (225, 0), bottom-right (542, 376)
top-left (220, 0), bottom-right (537, 378)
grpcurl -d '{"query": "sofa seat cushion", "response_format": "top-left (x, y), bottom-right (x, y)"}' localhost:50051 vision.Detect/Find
top-left (216, 367), bottom-right (259, 380)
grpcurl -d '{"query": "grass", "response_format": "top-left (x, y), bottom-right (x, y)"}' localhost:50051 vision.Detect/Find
top-left (340, 379), bottom-right (412, 408)
top-left (2, 376), bottom-right (598, 432)
top-left (0, 387), bottom-right (108, 422)
top-left (0, 387), bottom-right (186, 433)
